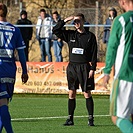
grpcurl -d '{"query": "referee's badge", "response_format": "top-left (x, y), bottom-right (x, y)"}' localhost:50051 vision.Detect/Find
top-left (70, 39), bottom-right (75, 42)
top-left (72, 48), bottom-right (84, 54)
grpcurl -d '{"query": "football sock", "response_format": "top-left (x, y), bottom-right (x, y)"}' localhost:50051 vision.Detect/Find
top-left (86, 97), bottom-right (94, 118)
top-left (0, 105), bottom-right (13, 133)
top-left (116, 117), bottom-right (133, 133)
top-left (68, 99), bottom-right (76, 121)
top-left (0, 116), bottom-right (3, 133)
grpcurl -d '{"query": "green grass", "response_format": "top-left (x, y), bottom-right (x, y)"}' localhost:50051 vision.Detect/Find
top-left (2, 94), bottom-right (121, 133)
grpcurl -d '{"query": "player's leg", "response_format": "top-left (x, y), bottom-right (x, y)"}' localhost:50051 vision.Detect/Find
top-left (0, 83), bottom-right (14, 133)
top-left (64, 63), bottom-right (78, 126)
top-left (110, 79), bottom-right (133, 132)
top-left (78, 63), bottom-right (95, 126)
top-left (64, 90), bottom-right (76, 126)
top-left (0, 98), bottom-right (13, 133)
top-left (84, 91), bottom-right (94, 126)
top-left (112, 115), bottom-right (133, 133)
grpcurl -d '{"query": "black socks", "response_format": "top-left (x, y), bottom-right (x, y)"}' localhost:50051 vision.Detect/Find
top-left (68, 99), bottom-right (76, 121)
top-left (86, 97), bottom-right (94, 117)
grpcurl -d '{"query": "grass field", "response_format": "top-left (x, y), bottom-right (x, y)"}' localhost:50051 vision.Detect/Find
top-left (2, 94), bottom-right (121, 133)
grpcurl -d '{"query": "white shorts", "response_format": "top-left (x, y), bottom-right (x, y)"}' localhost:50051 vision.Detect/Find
top-left (110, 79), bottom-right (133, 119)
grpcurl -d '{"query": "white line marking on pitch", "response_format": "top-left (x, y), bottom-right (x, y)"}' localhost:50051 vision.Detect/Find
top-left (11, 115), bottom-right (110, 121)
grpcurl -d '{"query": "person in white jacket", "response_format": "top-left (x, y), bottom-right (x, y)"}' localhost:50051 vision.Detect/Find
top-left (36, 9), bottom-right (53, 62)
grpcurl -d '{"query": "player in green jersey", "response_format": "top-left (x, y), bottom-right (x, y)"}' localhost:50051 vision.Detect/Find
top-left (103, 0), bottom-right (133, 132)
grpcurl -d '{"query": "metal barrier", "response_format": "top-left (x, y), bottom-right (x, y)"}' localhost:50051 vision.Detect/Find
top-left (14, 24), bottom-right (109, 62)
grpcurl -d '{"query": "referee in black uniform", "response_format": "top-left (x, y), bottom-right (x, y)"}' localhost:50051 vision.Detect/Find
top-left (53, 13), bottom-right (97, 126)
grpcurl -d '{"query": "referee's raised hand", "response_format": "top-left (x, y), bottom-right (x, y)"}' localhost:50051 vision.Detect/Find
top-left (64, 16), bottom-right (74, 23)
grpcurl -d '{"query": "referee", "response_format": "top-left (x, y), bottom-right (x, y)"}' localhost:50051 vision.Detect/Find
top-left (53, 13), bottom-right (97, 126)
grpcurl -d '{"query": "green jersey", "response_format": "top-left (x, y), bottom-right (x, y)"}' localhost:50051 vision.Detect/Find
top-left (104, 11), bottom-right (133, 82)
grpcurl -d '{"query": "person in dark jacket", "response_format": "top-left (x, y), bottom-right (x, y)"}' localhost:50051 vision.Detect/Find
top-left (53, 13), bottom-right (97, 126)
top-left (103, 7), bottom-right (117, 46)
top-left (16, 10), bottom-right (33, 61)
top-left (52, 11), bottom-right (64, 62)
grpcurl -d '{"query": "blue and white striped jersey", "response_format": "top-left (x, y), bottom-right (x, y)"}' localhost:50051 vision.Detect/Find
top-left (0, 21), bottom-right (25, 78)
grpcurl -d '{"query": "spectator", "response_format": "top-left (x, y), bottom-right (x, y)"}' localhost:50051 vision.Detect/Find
top-left (52, 11), bottom-right (64, 62)
top-left (36, 9), bottom-right (53, 62)
top-left (16, 10), bottom-right (33, 61)
top-left (103, 7), bottom-right (117, 46)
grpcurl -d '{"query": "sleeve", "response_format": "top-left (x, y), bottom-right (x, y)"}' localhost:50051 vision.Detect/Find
top-left (16, 20), bottom-right (20, 25)
top-left (17, 49), bottom-right (27, 74)
top-left (36, 18), bottom-right (41, 36)
top-left (15, 27), bottom-right (26, 49)
top-left (52, 20), bottom-right (71, 43)
top-left (90, 33), bottom-right (97, 71)
top-left (50, 18), bottom-right (53, 34)
top-left (103, 17), bottom-right (121, 74)
top-left (29, 20), bottom-right (33, 40)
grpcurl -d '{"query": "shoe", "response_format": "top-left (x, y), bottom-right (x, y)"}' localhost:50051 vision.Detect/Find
top-left (88, 117), bottom-right (95, 126)
top-left (63, 119), bottom-right (74, 126)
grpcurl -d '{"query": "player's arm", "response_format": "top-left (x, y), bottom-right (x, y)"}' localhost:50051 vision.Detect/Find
top-left (103, 17), bottom-right (121, 87)
top-left (16, 27), bottom-right (28, 84)
top-left (104, 18), bottom-right (120, 75)
top-left (89, 33), bottom-right (97, 78)
top-left (17, 49), bottom-right (28, 84)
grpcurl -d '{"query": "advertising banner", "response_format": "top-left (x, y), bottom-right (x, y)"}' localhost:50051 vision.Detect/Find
top-left (15, 62), bottom-right (114, 95)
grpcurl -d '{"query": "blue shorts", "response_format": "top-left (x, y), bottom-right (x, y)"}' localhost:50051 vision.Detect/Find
top-left (0, 83), bottom-right (14, 99)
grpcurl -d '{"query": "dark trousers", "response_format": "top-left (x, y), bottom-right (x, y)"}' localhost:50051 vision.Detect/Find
top-left (24, 39), bottom-right (29, 61)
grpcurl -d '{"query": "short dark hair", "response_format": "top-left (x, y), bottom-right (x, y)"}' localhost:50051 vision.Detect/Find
top-left (75, 13), bottom-right (85, 21)
top-left (52, 11), bottom-right (58, 16)
top-left (0, 3), bottom-right (7, 17)
top-left (40, 9), bottom-right (46, 13)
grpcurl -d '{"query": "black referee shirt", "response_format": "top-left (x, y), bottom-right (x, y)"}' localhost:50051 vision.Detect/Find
top-left (53, 20), bottom-right (97, 71)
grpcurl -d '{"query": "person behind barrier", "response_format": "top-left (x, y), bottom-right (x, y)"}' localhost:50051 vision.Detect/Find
top-left (52, 11), bottom-right (64, 62)
top-left (103, 7), bottom-right (117, 46)
top-left (16, 10), bottom-right (33, 61)
top-left (36, 9), bottom-right (53, 62)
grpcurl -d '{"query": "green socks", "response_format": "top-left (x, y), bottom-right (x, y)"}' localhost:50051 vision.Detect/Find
top-left (117, 117), bottom-right (133, 133)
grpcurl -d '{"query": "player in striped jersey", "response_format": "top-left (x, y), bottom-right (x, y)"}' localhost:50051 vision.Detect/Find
top-left (103, 0), bottom-right (133, 132)
top-left (0, 3), bottom-right (28, 133)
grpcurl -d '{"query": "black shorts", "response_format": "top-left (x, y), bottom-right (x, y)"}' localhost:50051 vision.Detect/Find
top-left (66, 62), bottom-right (95, 92)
